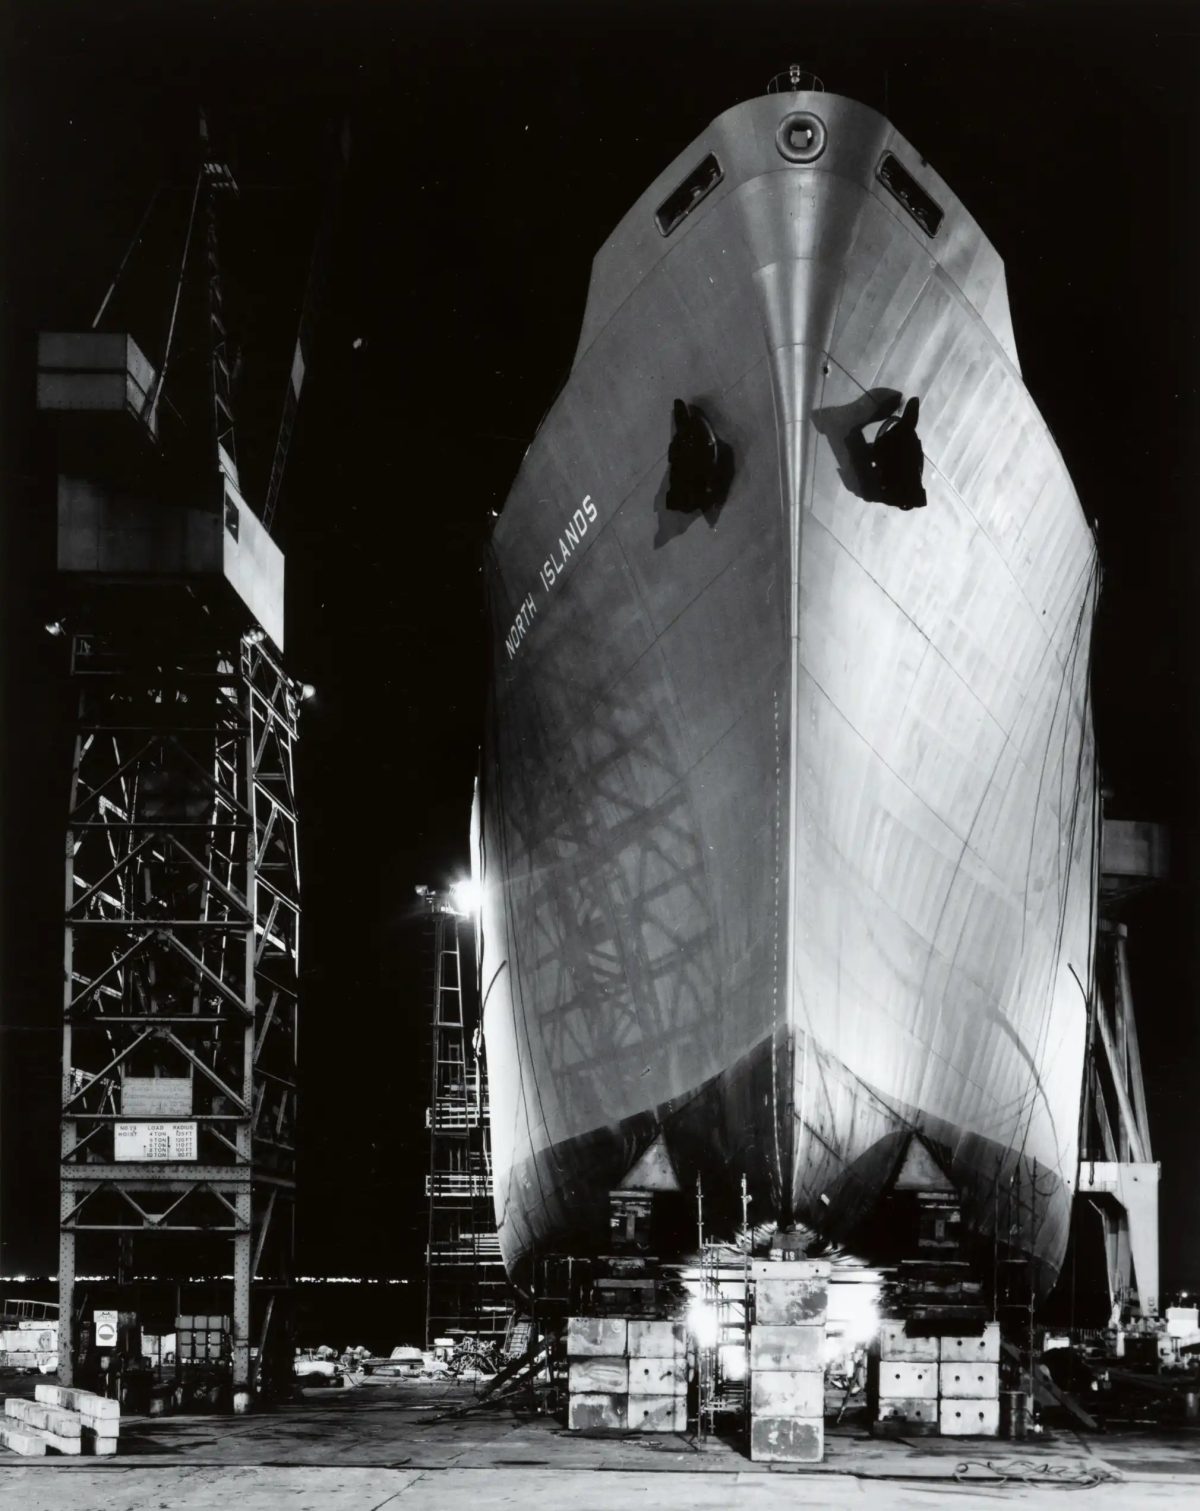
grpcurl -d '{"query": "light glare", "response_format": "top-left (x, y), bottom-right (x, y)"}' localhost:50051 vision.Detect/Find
top-left (687, 1297), bottom-right (719, 1349)
top-left (450, 878), bottom-right (482, 916)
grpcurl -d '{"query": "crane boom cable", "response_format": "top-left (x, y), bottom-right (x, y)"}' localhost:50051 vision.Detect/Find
top-left (142, 167), bottom-right (204, 429)
top-left (91, 186), bottom-right (162, 331)
top-left (262, 119), bottom-right (350, 533)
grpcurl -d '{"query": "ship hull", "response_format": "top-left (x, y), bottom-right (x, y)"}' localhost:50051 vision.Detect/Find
top-left (476, 92), bottom-right (1098, 1292)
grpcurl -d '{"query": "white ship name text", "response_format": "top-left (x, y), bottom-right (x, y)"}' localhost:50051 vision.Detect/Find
top-left (539, 494), bottom-right (597, 591)
top-left (505, 493), bottom-right (598, 661)
top-left (504, 594), bottom-right (538, 660)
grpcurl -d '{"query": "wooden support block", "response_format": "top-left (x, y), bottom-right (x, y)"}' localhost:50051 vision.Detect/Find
top-left (938, 1363), bottom-right (999, 1399)
top-left (874, 1397), bottom-right (939, 1429)
top-left (876, 1360), bottom-right (937, 1399)
top-left (627, 1320), bottom-right (686, 1358)
top-left (754, 1278), bottom-right (828, 1325)
top-left (566, 1316), bottom-right (627, 1358)
top-left (748, 1415), bottom-right (823, 1463)
top-left (627, 1356), bottom-right (684, 1395)
top-left (81, 1424), bottom-right (119, 1455)
top-left (750, 1368), bottom-right (824, 1417)
top-left (568, 1357), bottom-right (628, 1394)
top-left (939, 1323), bottom-right (1000, 1363)
top-left (939, 1398), bottom-right (1000, 1437)
top-left (567, 1392), bottom-right (627, 1431)
top-left (0, 1420), bottom-right (47, 1456)
top-left (749, 1324), bottom-right (824, 1371)
top-left (878, 1320), bottom-right (939, 1362)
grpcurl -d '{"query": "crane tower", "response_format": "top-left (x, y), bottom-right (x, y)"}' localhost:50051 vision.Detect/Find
top-left (37, 115), bottom-right (322, 1407)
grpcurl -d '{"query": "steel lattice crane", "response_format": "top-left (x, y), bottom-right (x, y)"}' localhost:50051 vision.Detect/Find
top-left (37, 108), bottom-right (337, 1410)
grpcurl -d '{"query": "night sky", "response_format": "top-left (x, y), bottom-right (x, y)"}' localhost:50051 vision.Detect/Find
top-left (2, 0), bottom-right (1198, 1292)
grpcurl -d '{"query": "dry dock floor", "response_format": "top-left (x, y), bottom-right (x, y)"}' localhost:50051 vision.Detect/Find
top-left (0, 1380), bottom-right (1198, 1509)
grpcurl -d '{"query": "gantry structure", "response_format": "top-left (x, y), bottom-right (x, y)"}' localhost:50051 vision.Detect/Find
top-left (1077, 814), bottom-right (1169, 1319)
top-left (37, 114), bottom-right (332, 1406)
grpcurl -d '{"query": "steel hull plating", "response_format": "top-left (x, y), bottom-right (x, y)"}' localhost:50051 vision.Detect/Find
top-left (475, 93), bottom-right (1098, 1290)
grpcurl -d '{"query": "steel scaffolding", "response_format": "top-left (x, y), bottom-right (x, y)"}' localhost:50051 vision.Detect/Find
top-left (422, 893), bottom-right (509, 1347)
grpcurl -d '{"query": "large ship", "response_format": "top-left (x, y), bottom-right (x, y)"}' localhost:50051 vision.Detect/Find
top-left (473, 79), bottom-right (1099, 1296)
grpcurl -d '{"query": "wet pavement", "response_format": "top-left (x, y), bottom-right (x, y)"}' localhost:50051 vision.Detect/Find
top-left (0, 1380), bottom-right (1197, 1508)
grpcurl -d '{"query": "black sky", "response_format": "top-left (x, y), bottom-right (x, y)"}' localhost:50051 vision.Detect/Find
top-left (2, 0), bottom-right (1199, 1288)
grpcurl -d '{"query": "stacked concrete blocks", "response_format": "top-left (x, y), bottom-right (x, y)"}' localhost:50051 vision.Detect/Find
top-left (0, 1385), bottom-right (119, 1456)
top-left (872, 1320), bottom-right (940, 1434)
top-left (748, 1259), bottom-right (829, 1463)
top-left (938, 1324), bottom-right (1000, 1437)
top-left (627, 1320), bottom-right (687, 1431)
top-left (872, 1320), bottom-right (999, 1437)
top-left (37, 1383), bottom-right (120, 1453)
top-left (566, 1317), bottom-right (687, 1432)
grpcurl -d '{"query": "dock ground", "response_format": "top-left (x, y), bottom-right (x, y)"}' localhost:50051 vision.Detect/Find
top-left (0, 1380), bottom-right (1198, 1508)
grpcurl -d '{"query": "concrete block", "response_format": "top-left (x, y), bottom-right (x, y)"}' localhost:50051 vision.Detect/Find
top-left (750, 1368), bottom-right (824, 1417)
top-left (627, 1394), bottom-right (687, 1432)
top-left (41, 1426), bottom-right (83, 1455)
top-left (749, 1324), bottom-right (824, 1371)
top-left (35, 1383), bottom-right (120, 1423)
top-left (627, 1356), bottom-right (684, 1395)
top-left (627, 1319), bottom-right (686, 1358)
top-left (82, 1424), bottom-right (119, 1455)
top-left (878, 1320), bottom-right (939, 1362)
top-left (5, 1397), bottom-right (81, 1443)
top-left (566, 1316), bottom-right (627, 1358)
top-left (938, 1363), bottom-right (999, 1399)
top-left (939, 1398), bottom-right (1000, 1436)
top-left (0, 1419), bottom-right (47, 1456)
top-left (754, 1277), bottom-right (828, 1325)
top-left (876, 1360), bottom-right (937, 1399)
top-left (749, 1260), bottom-right (831, 1282)
top-left (875, 1397), bottom-right (939, 1428)
top-left (568, 1357), bottom-right (628, 1394)
top-left (568, 1392), bottom-right (627, 1431)
top-left (749, 1415), bottom-right (823, 1463)
top-left (939, 1323), bottom-right (1000, 1363)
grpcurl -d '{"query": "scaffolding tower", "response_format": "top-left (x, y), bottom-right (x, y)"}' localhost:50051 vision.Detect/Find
top-left (38, 114), bottom-right (312, 1407)
top-left (421, 891), bottom-right (509, 1347)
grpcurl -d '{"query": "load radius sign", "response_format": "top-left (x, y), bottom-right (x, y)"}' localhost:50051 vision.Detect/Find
top-left (114, 1122), bottom-right (198, 1161)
